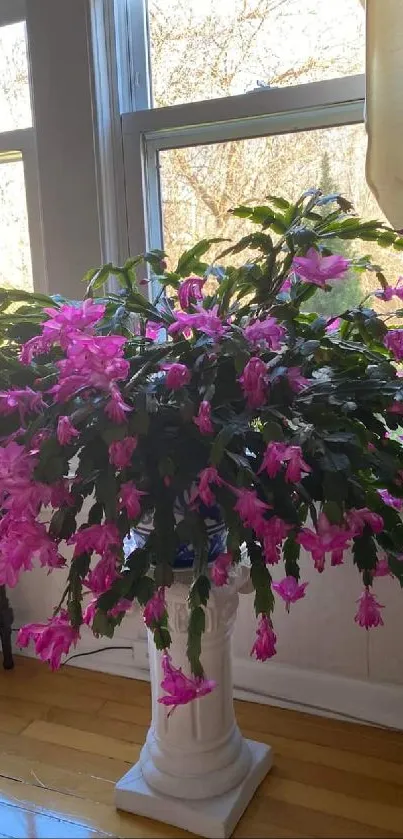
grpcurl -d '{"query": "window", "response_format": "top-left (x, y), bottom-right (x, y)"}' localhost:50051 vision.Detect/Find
top-left (0, 1), bottom-right (45, 292)
top-left (111, 0), bottom-right (396, 314)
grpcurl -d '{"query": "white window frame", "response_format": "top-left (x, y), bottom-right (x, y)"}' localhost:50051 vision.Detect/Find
top-left (0, 0), bottom-right (47, 292)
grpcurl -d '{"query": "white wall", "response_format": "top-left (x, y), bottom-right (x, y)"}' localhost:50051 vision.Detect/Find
top-left (9, 545), bottom-right (403, 730)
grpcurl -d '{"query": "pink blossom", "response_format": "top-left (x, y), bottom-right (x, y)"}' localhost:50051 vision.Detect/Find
top-left (191, 466), bottom-right (225, 507)
top-left (259, 442), bottom-right (288, 478)
top-left (17, 610), bottom-right (79, 670)
top-left (384, 329), bottom-right (403, 361)
top-left (51, 334), bottom-right (129, 403)
top-left (108, 436), bottom-right (138, 469)
top-left (57, 416), bottom-right (79, 446)
top-left (354, 588), bottom-right (384, 629)
top-left (0, 387), bottom-right (45, 422)
top-left (234, 488), bottom-right (271, 531)
top-left (50, 479), bottom-right (74, 508)
top-left (0, 442), bottom-right (35, 494)
top-left (0, 513), bottom-right (63, 587)
top-left (178, 276), bottom-right (205, 309)
top-left (42, 299), bottom-right (106, 347)
top-left (118, 481), bottom-right (146, 520)
top-left (258, 442), bottom-right (310, 482)
top-left (373, 556), bottom-right (391, 577)
top-left (211, 552), bottom-right (233, 586)
top-left (104, 389), bottom-right (132, 424)
top-left (244, 317), bottom-right (286, 350)
top-left (83, 597), bottom-right (132, 626)
top-left (251, 614), bottom-right (277, 661)
top-left (287, 367), bottom-right (309, 393)
top-left (258, 516), bottom-right (292, 565)
top-left (143, 587), bottom-right (166, 627)
top-left (280, 276), bottom-right (292, 293)
top-left (378, 489), bottom-right (403, 510)
top-left (85, 552), bottom-right (120, 595)
top-left (297, 513), bottom-right (352, 572)
top-left (146, 320), bottom-right (165, 340)
top-left (375, 278), bottom-right (403, 301)
top-left (193, 400), bottom-right (213, 435)
top-left (284, 446), bottom-right (312, 483)
top-left (239, 357), bottom-right (267, 408)
top-left (326, 317), bottom-right (341, 333)
top-left (162, 362), bottom-right (191, 390)
top-left (158, 651), bottom-right (216, 715)
top-left (69, 522), bottom-right (121, 558)
top-left (387, 401), bottom-right (403, 415)
top-left (345, 508), bottom-right (384, 537)
top-left (20, 334), bottom-right (53, 364)
top-left (168, 305), bottom-right (228, 341)
top-left (292, 248), bottom-right (349, 288)
top-left (272, 575), bottom-right (308, 609)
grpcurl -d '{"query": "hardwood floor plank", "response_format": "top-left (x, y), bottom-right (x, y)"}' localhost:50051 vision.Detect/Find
top-left (22, 720), bottom-right (141, 764)
top-left (1, 657), bottom-right (402, 839)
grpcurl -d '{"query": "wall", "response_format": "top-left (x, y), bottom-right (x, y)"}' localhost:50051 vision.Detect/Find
top-left (10, 544), bottom-right (403, 730)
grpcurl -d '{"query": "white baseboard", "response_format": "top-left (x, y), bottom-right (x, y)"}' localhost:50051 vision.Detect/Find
top-left (13, 634), bottom-right (403, 730)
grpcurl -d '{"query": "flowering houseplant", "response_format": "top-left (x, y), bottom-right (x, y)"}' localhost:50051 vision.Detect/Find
top-left (2, 188), bottom-right (403, 709)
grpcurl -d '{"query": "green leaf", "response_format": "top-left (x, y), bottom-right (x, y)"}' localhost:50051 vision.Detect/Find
top-left (175, 239), bottom-right (224, 277)
top-left (323, 501), bottom-right (343, 524)
top-left (189, 575), bottom-right (211, 609)
top-left (210, 425), bottom-right (237, 466)
top-left (187, 605), bottom-right (205, 677)
top-left (262, 421), bottom-right (284, 443)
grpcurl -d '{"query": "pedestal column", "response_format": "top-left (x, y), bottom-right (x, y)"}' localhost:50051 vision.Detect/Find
top-left (115, 566), bottom-right (272, 838)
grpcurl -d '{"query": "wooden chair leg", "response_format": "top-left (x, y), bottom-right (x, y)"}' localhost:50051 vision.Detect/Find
top-left (0, 585), bottom-right (14, 670)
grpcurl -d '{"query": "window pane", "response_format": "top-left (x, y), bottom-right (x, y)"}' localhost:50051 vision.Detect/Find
top-left (148, 0), bottom-right (364, 108)
top-left (0, 22), bottom-right (32, 131)
top-left (158, 124), bottom-right (402, 316)
top-left (0, 157), bottom-right (33, 291)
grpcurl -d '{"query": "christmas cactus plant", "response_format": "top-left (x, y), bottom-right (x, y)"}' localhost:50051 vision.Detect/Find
top-left (2, 188), bottom-right (403, 710)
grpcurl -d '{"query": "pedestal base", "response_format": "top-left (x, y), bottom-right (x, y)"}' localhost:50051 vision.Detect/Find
top-left (115, 739), bottom-right (272, 839)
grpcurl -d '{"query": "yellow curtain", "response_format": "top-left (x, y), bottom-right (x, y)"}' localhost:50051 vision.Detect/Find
top-left (365, 0), bottom-right (403, 229)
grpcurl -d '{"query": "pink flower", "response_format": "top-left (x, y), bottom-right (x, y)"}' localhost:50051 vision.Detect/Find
top-left (161, 362), bottom-right (191, 390)
top-left (20, 334), bottom-right (53, 364)
top-left (239, 357), bottom-right (267, 408)
top-left (259, 442), bottom-right (288, 478)
top-left (51, 334), bottom-right (129, 403)
top-left (83, 596), bottom-right (132, 626)
top-left (387, 401), bottom-right (403, 415)
top-left (42, 299), bottom-right (106, 347)
top-left (373, 556), bottom-right (391, 577)
top-left (251, 615), bottom-right (277, 661)
top-left (0, 513), bottom-right (63, 587)
top-left (259, 516), bottom-right (292, 565)
top-left (191, 466), bottom-right (225, 507)
top-left (244, 317), bottom-right (286, 351)
top-left (211, 552), bottom-right (233, 586)
top-left (297, 513), bottom-right (352, 572)
top-left (57, 416), bottom-right (79, 446)
top-left (280, 276), bottom-right (292, 293)
top-left (234, 488), bottom-right (271, 531)
top-left (384, 329), bottom-right (403, 361)
top-left (85, 553), bottom-right (119, 595)
top-left (272, 575), bottom-right (308, 609)
top-left (178, 276), bottom-right (205, 309)
top-left (158, 651), bottom-right (216, 715)
top-left (284, 446), bottom-right (312, 483)
top-left (69, 522), bottom-right (121, 558)
top-left (0, 387), bottom-right (45, 422)
top-left (119, 481), bottom-right (146, 520)
top-left (326, 317), bottom-right (341, 333)
top-left (168, 306), bottom-right (228, 341)
top-left (50, 479), bottom-right (75, 508)
top-left (287, 367), bottom-right (309, 393)
top-left (193, 401), bottom-right (213, 435)
top-left (0, 442), bottom-right (35, 494)
top-left (345, 508), bottom-right (384, 537)
top-left (146, 320), bottom-right (165, 340)
top-left (104, 389), bottom-right (132, 424)
top-left (17, 610), bottom-right (79, 670)
top-left (354, 588), bottom-right (384, 629)
top-left (143, 587), bottom-right (166, 627)
top-left (375, 278), bottom-right (403, 301)
top-left (293, 248), bottom-right (349, 288)
top-left (378, 489), bottom-right (403, 510)
top-left (108, 436), bottom-right (138, 468)
top-left (258, 442), bottom-right (310, 482)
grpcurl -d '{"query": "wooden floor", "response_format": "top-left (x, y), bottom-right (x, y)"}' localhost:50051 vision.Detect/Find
top-left (0, 657), bottom-right (403, 839)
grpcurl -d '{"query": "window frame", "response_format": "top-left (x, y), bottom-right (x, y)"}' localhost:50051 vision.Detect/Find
top-left (121, 73), bottom-right (365, 296)
top-left (0, 0), bottom-right (47, 292)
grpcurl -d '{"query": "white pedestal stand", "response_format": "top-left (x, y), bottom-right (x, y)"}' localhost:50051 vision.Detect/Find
top-left (115, 567), bottom-right (272, 838)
